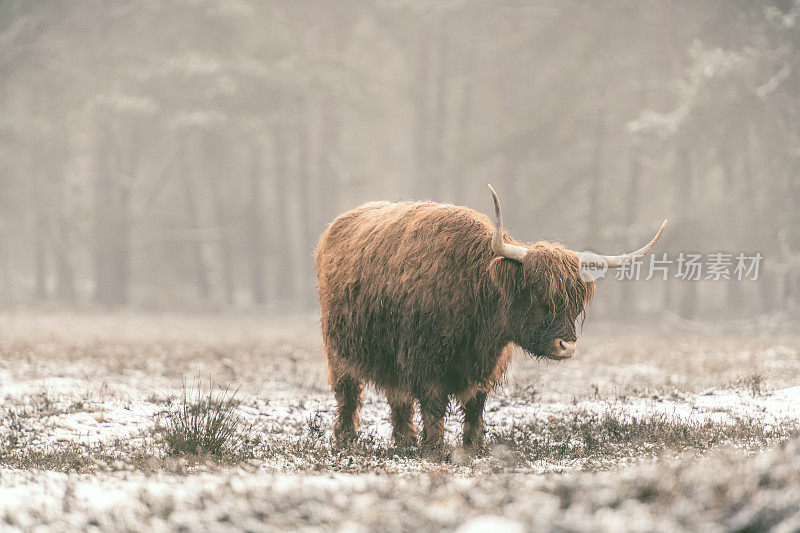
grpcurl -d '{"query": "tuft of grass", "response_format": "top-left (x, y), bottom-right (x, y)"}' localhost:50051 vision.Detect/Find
top-left (153, 381), bottom-right (259, 462)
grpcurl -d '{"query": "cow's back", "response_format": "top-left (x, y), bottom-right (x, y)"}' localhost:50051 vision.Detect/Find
top-left (315, 201), bottom-right (502, 392)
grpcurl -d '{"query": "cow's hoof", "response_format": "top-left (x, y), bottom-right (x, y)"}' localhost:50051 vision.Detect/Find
top-left (420, 444), bottom-right (450, 462)
top-left (393, 434), bottom-right (418, 448)
top-left (461, 442), bottom-right (487, 457)
top-left (333, 431), bottom-right (358, 448)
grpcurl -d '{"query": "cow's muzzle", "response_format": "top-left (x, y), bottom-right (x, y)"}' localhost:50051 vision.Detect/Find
top-left (545, 339), bottom-right (577, 360)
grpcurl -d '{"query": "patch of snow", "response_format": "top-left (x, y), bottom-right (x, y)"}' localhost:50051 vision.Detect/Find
top-left (455, 515), bottom-right (525, 533)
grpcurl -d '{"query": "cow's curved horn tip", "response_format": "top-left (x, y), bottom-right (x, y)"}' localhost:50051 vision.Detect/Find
top-left (487, 184), bottom-right (496, 193)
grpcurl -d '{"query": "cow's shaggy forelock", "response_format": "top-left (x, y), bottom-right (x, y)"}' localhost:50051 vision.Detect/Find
top-left (490, 242), bottom-right (594, 331)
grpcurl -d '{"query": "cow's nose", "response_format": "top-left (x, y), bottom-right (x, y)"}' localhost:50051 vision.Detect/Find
top-left (554, 339), bottom-right (577, 358)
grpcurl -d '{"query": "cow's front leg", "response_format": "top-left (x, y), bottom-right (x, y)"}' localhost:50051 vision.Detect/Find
top-left (388, 395), bottom-right (417, 447)
top-left (418, 389), bottom-right (448, 453)
top-left (460, 391), bottom-right (487, 451)
top-left (331, 373), bottom-right (364, 445)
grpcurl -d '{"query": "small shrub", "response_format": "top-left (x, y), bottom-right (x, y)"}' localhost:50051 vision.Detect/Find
top-left (1, 408), bottom-right (25, 447)
top-left (729, 372), bottom-right (769, 397)
top-left (747, 373), bottom-right (766, 396)
top-left (305, 412), bottom-right (325, 440)
top-left (154, 381), bottom-right (258, 461)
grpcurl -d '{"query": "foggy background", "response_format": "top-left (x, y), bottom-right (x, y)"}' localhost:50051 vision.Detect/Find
top-left (0, 0), bottom-right (798, 326)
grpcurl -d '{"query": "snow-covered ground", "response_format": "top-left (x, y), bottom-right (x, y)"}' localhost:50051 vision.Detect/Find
top-left (3, 434), bottom-right (800, 531)
top-left (4, 373), bottom-right (800, 457)
top-left (1, 311), bottom-right (799, 530)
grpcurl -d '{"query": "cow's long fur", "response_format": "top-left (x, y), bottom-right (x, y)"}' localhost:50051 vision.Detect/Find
top-left (316, 200), bottom-right (594, 448)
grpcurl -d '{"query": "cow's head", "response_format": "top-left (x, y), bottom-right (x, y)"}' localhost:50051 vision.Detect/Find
top-left (487, 184), bottom-right (666, 360)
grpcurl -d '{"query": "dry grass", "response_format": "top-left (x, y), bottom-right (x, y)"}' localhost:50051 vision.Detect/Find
top-left (2, 311), bottom-right (798, 398)
top-left (253, 409), bottom-right (799, 474)
top-left (508, 332), bottom-right (800, 402)
top-left (0, 440), bottom-right (160, 474)
top-left (6, 402), bottom-right (792, 476)
top-left (490, 407), bottom-right (799, 468)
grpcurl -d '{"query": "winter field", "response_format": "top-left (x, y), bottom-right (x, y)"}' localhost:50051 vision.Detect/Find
top-left (1, 311), bottom-right (800, 531)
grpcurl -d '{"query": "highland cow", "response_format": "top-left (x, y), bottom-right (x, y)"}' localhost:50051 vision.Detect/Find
top-left (315, 185), bottom-right (666, 450)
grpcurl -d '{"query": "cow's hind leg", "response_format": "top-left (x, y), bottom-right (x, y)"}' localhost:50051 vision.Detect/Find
top-left (331, 373), bottom-right (364, 445)
top-left (387, 394), bottom-right (417, 447)
top-left (417, 388), bottom-right (448, 453)
top-left (460, 391), bottom-right (487, 451)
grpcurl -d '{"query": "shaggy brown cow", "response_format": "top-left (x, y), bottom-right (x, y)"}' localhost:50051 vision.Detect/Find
top-left (315, 185), bottom-right (666, 450)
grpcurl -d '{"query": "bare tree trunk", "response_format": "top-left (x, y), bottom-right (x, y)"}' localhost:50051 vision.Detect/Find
top-left (740, 125), bottom-right (768, 315)
top-left (272, 127), bottom-right (294, 304)
top-left (500, 155), bottom-right (523, 231)
top-left (94, 123), bottom-right (131, 307)
top-left (585, 84), bottom-right (606, 246)
top-left (53, 216), bottom-right (76, 303)
top-left (318, 110), bottom-right (341, 227)
top-left (661, 0), bottom-right (695, 319)
top-left (178, 135), bottom-right (210, 300)
top-left (759, 270), bottom-right (776, 314)
top-left (0, 213), bottom-right (9, 300)
top-left (94, 182), bottom-right (130, 306)
top-left (451, 47), bottom-right (474, 206)
top-left (202, 132), bottom-right (235, 305)
top-left (247, 141), bottom-right (266, 305)
top-left (428, 18), bottom-right (448, 202)
top-left (296, 113), bottom-right (317, 308)
top-left (49, 133), bottom-right (76, 303)
top-left (618, 141), bottom-right (641, 315)
top-left (722, 144), bottom-right (744, 317)
top-left (675, 143), bottom-right (696, 319)
top-left (31, 154), bottom-right (48, 300)
top-left (618, 82), bottom-right (647, 315)
top-left (414, 24), bottom-right (433, 199)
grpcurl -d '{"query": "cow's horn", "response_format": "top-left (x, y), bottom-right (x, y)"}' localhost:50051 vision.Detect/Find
top-left (594, 219), bottom-right (668, 268)
top-left (488, 184), bottom-right (528, 262)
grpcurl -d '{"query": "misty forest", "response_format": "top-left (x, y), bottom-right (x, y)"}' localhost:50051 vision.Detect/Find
top-left (1, 0), bottom-right (798, 323)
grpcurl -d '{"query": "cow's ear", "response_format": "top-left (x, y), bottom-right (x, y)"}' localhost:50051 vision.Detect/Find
top-left (488, 256), bottom-right (523, 302)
